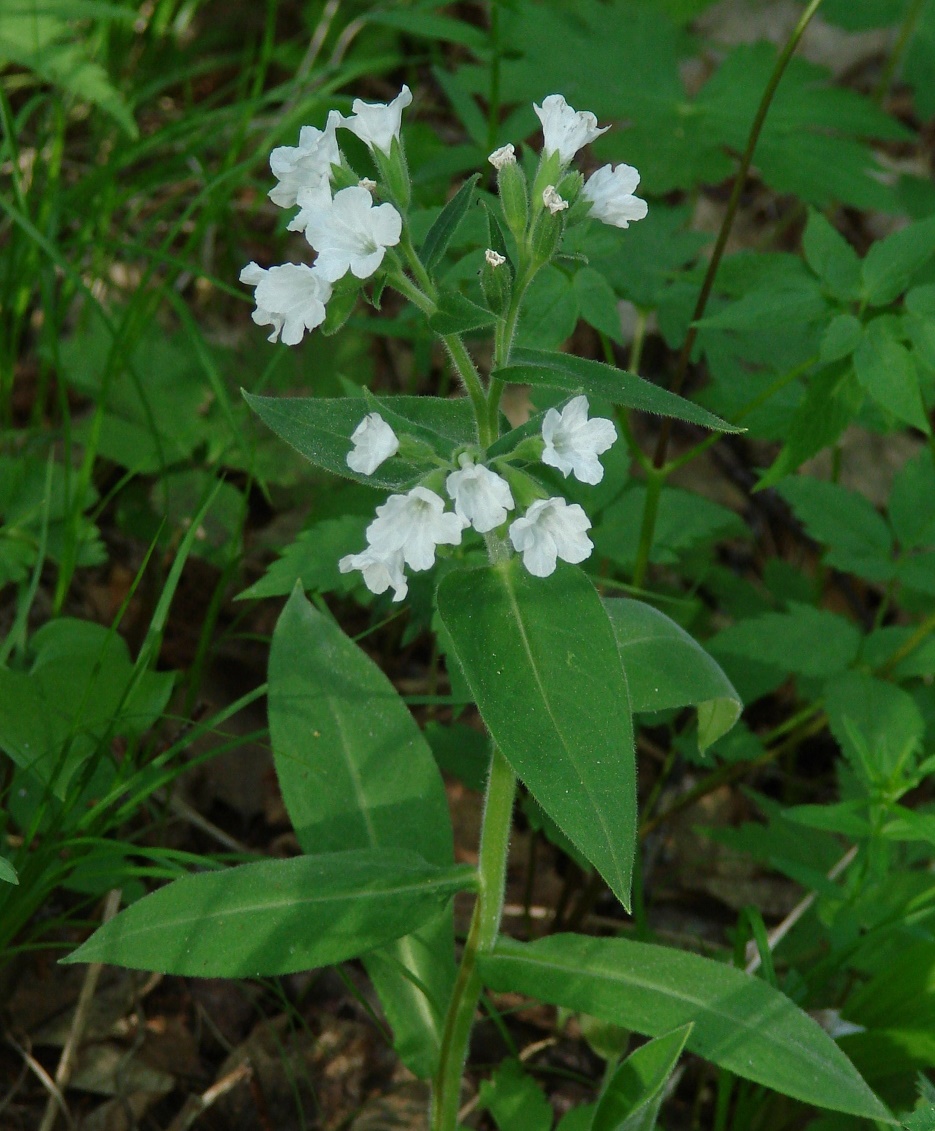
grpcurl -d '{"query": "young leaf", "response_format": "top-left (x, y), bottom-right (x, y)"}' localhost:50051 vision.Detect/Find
top-left (64, 850), bottom-right (475, 977)
top-left (479, 935), bottom-right (893, 1122)
top-left (802, 210), bottom-right (861, 302)
top-left (889, 449), bottom-right (935, 550)
top-left (243, 392), bottom-right (476, 488)
top-left (428, 291), bottom-right (498, 336)
top-left (479, 1059), bottom-right (554, 1131)
top-left (495, 348), bottom-right (739, 432)
top-left (437, 560), bottom-right (637, 909)
top-left (603, 598), bottom-right (741, 752)
top-left (824, 671), bottom-right (925, 786)
top-left (0, 856), bottom-right (18, 885)
top-left (592, 1024), bottom-right (692, 1131)
top-left (420, 173), bottom-right (480, 271)
top-left (268, 589), bottom-right (457, 1078)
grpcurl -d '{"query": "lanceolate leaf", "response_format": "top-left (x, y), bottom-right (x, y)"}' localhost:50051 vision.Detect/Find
top-left (243, 392), bottom-right (476, 488)
top-left (268, 590), bottom-right (457, 1077)
top-left (437, 560), bottom-right (636, 908)
top-left (494, 348), bottom-right (739, 432)
top-left (592, 1024), bottom-right (692, 1131)
top-left (603, 598), bottom-right (741, 752)
top-left (421, 173), bottom-right (480, 270)
top-left (480, 935), bottom-right (893, 1122)
top-left (64, 850), bottom-right (475, 977)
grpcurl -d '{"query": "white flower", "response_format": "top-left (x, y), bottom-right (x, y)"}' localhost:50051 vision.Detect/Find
top-left (347, 413), bottom-right (399, 475)
top-left (509, 498), bottom-right (593, 577)
top-left (488, 143), bottom-right (516, 169)
top-left (302, 185), bottom-right (402, 282)
top-left (582, 163), bottom-right (648, 229)
top-left (446, 455), bottom-right (515, 533)
top-left (239, 262), bottom-right (333, 345)
top-left (339, 546), bottom-right (408, 602)
top-left (268, 111), bottom-right (341, 209)
top-left (286, 177), bottom-right (333, 234)
top-left (485, 248), bottom-right (506, 267)
top-left (541, 395), bottom-right (617, 484)
top-left (533, 94), bottom-right (608, 165)
top-left (338, 85), bottom-right (412, 155)
top-left (366, 486), bottom-right (466, 571)
top-left (542, 185), bottom-right (568, 214)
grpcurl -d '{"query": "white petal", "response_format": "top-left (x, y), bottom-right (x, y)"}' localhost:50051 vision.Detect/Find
top-left (582, 163), bottom-right (648, 229)
top-left (366, 486), bottom-right (465, 572)
top-left (446, 458), bottom-right (514, 533)
top-left (533, 94), bottom-right (609, 164)
top-left (304, 186), bottom-right (401, 282)
top-left (339, 85), bottom-right (412, 154)
top-left (240, 263), bottom-right (332, 346)
top-left (347, 413), bottom-right (399, 475)
top-left (339, 546), bottom-right (408, 601)
top-left (540, 397), bottom-right (617, 484)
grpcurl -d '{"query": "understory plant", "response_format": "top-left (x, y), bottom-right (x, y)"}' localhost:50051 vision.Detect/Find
top-left (64, 84), bottom-right (902, 1130)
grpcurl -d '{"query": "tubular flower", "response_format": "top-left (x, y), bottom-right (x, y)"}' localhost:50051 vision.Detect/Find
top-left (347, 413), bottom-right (399, 475)
top-left (239, 262), bottom-right (332, 345)
top-left (366, 486), bottom-right (466, 572)
top-left (286, 177), bottom-right (333, 234)
top-left (338, 85), bottom-right (413, 155)
top-left (533, 95), bottom-right (608, 165)
top-left (446, 455), bottom-right (515, 533)
top-left (302, 185), bottom-right (402, 282)
top-left (542, 185), bottom-right (568, 214)
top-left (582, 164), bottom-right (648, 229)
top-left (268, 111), bottom-right (341, 209)
top-left (338, 546), bottom-right (408, 602)
top-left (541, 395), bottom-right (617, 485)
top-left (509, 498), bottom-right (593, 577)
top-left (488, 143), bottom-right (516, 169)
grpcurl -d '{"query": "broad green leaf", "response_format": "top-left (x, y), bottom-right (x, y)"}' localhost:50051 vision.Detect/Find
top-left (495, 348), bottom-right (738, 433)
top-left (557, 1108), bottom-right (598, 1131)
top-left (825, 671), bottom-right (924, 786)
top-left (862, 216), bottom-right (935, 307)
top-left (904, 1104), bottom-right (935, 1131)
top-left (479, 1059), bottom-right (553, 1131)
top-left (436, 560), bottom-right (637, 908)
top-left (821, 313), bottom-right (863, 363)
top-left (803, 210), bottom-right (862, 302)
top-left (428, 291), bottom-right (497, 336)
top-left (574, 266), bottom-right (624, 343)
top-left (517, 267), bottom-right (580, 349)
top-left (855, 322), bottom-right (930, 433)
top-left (0, 856), bottom-right (18, 885)
top-left (0, 619), bottom-right (174, 797)
top-left (243, 392), bottom-right (476, 488)
top-left (479, 935), bottom-right (892, 1121)
top-left (592, 1025), bottom-right (692, 1131)
top-left (64, 849), bottom-right (474, 977)
top-left (776, 477), bottom-right (895, 581)
top-left (268, 589), bottom-right (457, 1077)
top-left (603, 599), bottom-right (741, 752)
top-left (421, 173), bottom-right (480, 270)
top-left (709, 602), bottom-right (862, 680)
top-left (696, 280), bottom-right (826, 334)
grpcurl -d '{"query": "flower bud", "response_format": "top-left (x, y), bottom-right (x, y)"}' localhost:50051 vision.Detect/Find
top-left (497, 160), bottom-right (528, 241)
top-left (373, 137), bottom-right (411, 210)
top-left (529, 208), bottom-right (564, 267)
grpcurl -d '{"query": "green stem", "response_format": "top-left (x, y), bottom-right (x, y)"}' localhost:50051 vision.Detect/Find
top-left (488, 266), bottom-right (534, 439)
top-left (389, 267), bottom-right (436, 316)
top-left (400, 228), bottom-right (437, 300)
top-left (874, 0), bottom-right (926, 104)
top-left (631, 468), bottom-right (664, 589)
top-left (442, 333), bottom-right (491, 445)
top-left (431, 747), bottom-right (516, 1131)
top-left (651, 0), bottom-right (825, 472)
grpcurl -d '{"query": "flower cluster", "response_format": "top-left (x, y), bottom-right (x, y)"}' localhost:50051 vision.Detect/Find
top-left (240, 89), bottom-right (414, 343)
top-left (339, 395), bottom-right (617, 599)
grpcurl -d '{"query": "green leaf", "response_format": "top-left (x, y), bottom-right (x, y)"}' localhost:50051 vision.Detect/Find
top-left (428, 291), bottom-right (498, 336)
top-left (479, 1059), bottom-right (554, 1131)
top-left (825, 671), bottom-right (924, 786)
top-left (776, 476), bottom-right (895, 581)
top-left (0, 855), bottom-right (18, 885)
top-left (889, 449), bottom-right (935, 549)
top-left (820, 313), bottom-right (864, 363)
top-left (496, 348), bottom-right (739, 433)
top-left (268, 589), bottom-right (456, 1077)
top-left (64, 849), bottom-right (475, 977)
top-left (854, 321), bottom-right (930, 433)
top-left (709, 602), bottom-right (862, 680)
top-left (517, 266), bottom-right (580, 350)
top-left (437, 560), bottom-right (637, 909)
top-left (592, 1025), bottom-right (692, 1131)
top-left (243, 392), bottom-right (476, 488)
top-left (237, 515), bottom-right (371, 600)
top-left (479, 935), bottom-right (892, 1121)
top-left (603, 599), bottom-right (741, 752)
top-left (802, 210), bottom-right (862, 301)
top-left (575, 266), bottom-right (624, 343)
top-left (904, 1104), bottom-right (935, 1131)
top-left (420, 173), bottom-right (480, 271)
top-left (862, 216), bottom-right (935, 306)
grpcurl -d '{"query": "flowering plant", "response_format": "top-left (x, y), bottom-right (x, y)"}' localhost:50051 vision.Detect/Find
top-left (67, 88), bottom-right (891, 1129)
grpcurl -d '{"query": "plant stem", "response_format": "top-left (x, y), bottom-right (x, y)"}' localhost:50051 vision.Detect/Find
top-left (874, 0), bottom-right (926, 104)
top-left (630, 468), bottom-right (664, 589)
top-left (431, 747), bottom-right (516, 1131)
top-left (442, 333), bottom-right (491, 445)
